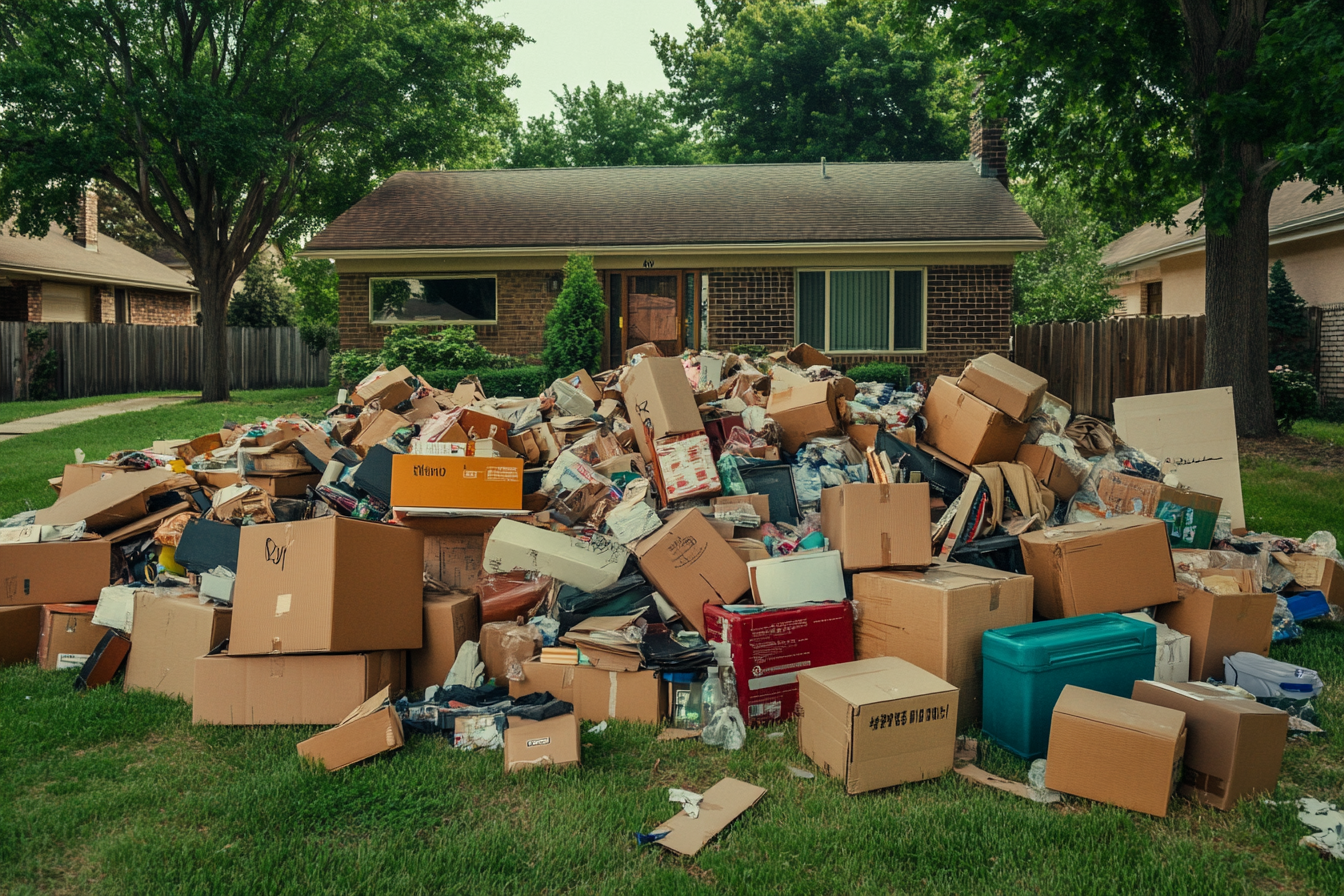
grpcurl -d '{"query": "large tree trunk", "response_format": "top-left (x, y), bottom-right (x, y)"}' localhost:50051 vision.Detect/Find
top-left (197, 272), bottom-right (231, 403)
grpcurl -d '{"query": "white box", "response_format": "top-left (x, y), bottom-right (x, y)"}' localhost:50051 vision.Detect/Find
top-left (746, 551), bottom-right (845, 607)
top-left (1124, 612), bottom-right (1191, 683)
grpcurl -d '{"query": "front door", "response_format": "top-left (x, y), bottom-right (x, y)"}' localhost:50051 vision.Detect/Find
top-left (625, 273), bottom-right (681, 357)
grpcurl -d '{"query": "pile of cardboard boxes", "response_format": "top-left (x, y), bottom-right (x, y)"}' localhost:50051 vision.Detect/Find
top-left (0, 343), bottom-right (1333, 823)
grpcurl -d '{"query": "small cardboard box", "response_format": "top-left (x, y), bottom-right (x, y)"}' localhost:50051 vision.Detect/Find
top-left (508, 660), bottom-right (667, 724)
top-left (1015, 443), bottom-right (1079, 501)
top-left (1131, 680), bottom-right (1288, 810)
top-left (247, 472), bottom-right (321, 498)
top-left (354, 365), bottom-right (415, 408)
top-left (230, 517), bottom-right (424, 655)
top-left (765, 381), bottom-right (842, 455)
top-left (746, 551), bottom-right (846, 607)
top-left (484, 518), bottom-right (629, 593)
top-left (853, 564), bottom-right (1034, 728)
top-left (409, 591), bottom-right (481, 692)
top-left (1044, 685), bottom-right (1187, 817)
top-left (390, 454), bottom-right (524, 513)
top-left (0, 539), bottom-right (110, 607)
top-left (37, 603), bottom-right (110, 670)
top-left (1095, 470), bottom-right (1222, 550)
top-left (0, 605), bottom-right (42, 666)
top-left (1155, 570), bottom-right (1275, 681)
top-left (653, 433), bottom-right (722, 502)
top-left (1020, 516), bottom-right (1178, 618)
top-left (1123, 613), bottom-right (1191, 683)
top-left (797, 656), bottom-right (958, 794)
top-left (634, 509), bottom-right (751, 636)
top-left (124, 592), bottom-right (232, 702)
top-left (297, 687), bottom-right (404, 772)
top-left (504, 714), bottom-right (581, 773)
top-left (820, 482), bottom-right (931, 570)
top-left (621, 357), bottom-right (705, 460)
top-left (921, 377), bottom-right (1029, 467)
top-left (192, 650), bottom-right (405, 725)
top-left (957, 353), bottom-right (1047, 422)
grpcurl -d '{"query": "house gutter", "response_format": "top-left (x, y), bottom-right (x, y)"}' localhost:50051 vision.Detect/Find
top-left (0, 264), bottom-right (198, 294)
top-left (296, 238), bottom-right (1047, 260)
top-left (1104, 207), bottom-right (1344, 271)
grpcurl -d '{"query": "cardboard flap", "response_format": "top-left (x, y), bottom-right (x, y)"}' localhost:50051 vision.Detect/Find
top-left (804, 656), bottom-right (956, 707)
top-left (34, 467), bottom-right (176, 529)
top-left (566, 612), bottom-right (646, 634)
top-left (1054, 685), bottom-right (1186, 739)
top-left (655, 777), bottom-right (767, 857)
top-left (338, 685), bottom-right (393, 727)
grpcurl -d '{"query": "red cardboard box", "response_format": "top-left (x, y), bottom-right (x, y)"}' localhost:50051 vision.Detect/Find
top-left (703, 601), bottom-right (854, 726)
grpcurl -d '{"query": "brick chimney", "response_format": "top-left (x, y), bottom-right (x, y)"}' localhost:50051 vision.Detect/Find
top-left (74, 188), bottom-right (98, 251)
top-left (969, 85), bottom-right (1009, 189)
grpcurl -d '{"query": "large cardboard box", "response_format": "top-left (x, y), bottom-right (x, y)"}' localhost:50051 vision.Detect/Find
top-left (621, 357), bottom-right (705, 460)
top-left (297, 688), bottom-right (404, 772)
top-left (0, 605), bottom-right (42, 666)
top-left (409, 591), bottom-right (481, 692)
top-left (633, 509), bottom-right (750, 636)
top-left (853, 564), bottom-right (1034, 727)
top-left (921, 377), bottom-right (1029, 467)
top-left (34, 467), bottom-right (176, 533)
top-left (390, 455), bottom-right (524, 513)
top-left (124, 593), bottom-right (232, 702)
top-left (956, 353), bottom-right (1047, 421)
top-left (1044, 685), bottom-right (1187, 817)
top-left (508, 660), bottom-right (666, 724)
top-left (766, 381), bottom-right (843, 455)
top-left (230, 517), bottom-right (424, 655)
top-left (192, 650), bottom-right (405, 725)
top-left (819, 482), bottom-right (931, 570)
top-left (1020, 516), bottom-right (1178, 618)
top-left (796, 656), bottom-right (958, 795)
top-left (1015, 443), bottom-right (1079, 501)
top-left (354, 365), bottom-right (415, 408)
top-left (1095, 470), bottom-right (1222, 550)
top-left (504, 714), bottom-right (581, 773)
top-left (37, 603), bottom-right (110, 670)
top-left (1155, 570), bottom-right (1275, 681)
top-left (0, 539), bottom-right (111, 607)
top-left (1277, 553), bottom-right (1344, 608)
top-left (484, 518), bottom-right (629, 593)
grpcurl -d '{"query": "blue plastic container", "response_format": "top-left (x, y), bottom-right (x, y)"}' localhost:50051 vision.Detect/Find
top-left (1285, 590), bottom-right (1331, 622)
top-left (981, 613), bottom-right (1157, 759)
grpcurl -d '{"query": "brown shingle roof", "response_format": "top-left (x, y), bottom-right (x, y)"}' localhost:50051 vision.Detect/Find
top-left (1102, 180), bottom-right (1344, 268)
top-left (303, 162), bottom-right (1044, 253)
top-left (0, 222), bottom-right (196, 293)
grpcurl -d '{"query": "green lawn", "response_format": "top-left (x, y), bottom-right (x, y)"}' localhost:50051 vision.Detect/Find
top-left (2, 402), bottom-right (1343, 894)
top-left (0, 392), bottom-right (186, 427)
top-left (1291, 419), bottom-right (1344, 448)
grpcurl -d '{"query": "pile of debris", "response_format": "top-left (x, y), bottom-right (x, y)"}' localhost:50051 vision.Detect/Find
top-left (1, 341), bottom-right (1338, 853)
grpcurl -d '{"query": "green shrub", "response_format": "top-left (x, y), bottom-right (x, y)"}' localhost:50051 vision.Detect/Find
top-left (328, 350), bottom-right (382, 391)
top-left (380, 325), bottom-right (498, 372)
top-left (1269, 366), bottom-right (1318, 433)
top-left (284, 255), bottom-right (340, 354)
top-left (542, 255), bottom-right (605, 381)
top-left (421, 366), bottom-right (548, 398)
top-left (226, 255), bottom-right (294, 327)
top-left (731, 344), bottom-right (768, 357)
top-left (1267, 260), bottom-right (1315, 371)
top-left (843, 362), bottom-right (910, 387)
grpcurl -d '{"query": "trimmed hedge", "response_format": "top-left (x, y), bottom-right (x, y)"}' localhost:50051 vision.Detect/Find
top-left (421, 366), bottom-right (548, 398)
top-left (843, 361), bottom-right (910, 388)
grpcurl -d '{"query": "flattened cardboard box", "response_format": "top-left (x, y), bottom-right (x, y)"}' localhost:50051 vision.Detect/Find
top-left (1044, 685), bottom-right (1186, 817)
top-left (58, 463), bottom-right (129, 497)
top-left (193, 650), bottom-right (404, 725)
top-left (423, 533), bottom-right (486, 591)
top-left (853, 564), bottom-right (1033, 727)
top-left (921, 377), bottom-right (1029, 467)
top-left (508, 661), bottom-right (666, 724)
top-left (1020, 516), bottom-right (1177, 618)
top-left (0, 539), bottom-right (110, 607)
top-left (797, 656), bottom-right (958, 795)
top-left (634, 509), bottom-right (750, 636)
top-left (230, 517), bottom-right (423, 655)
top-left (819, 482), bottom-right (931, 570)
top-left (409, 591), bottom-right (481, 692)
top-left (37, 604), bottom-right (110, 671)
top-left (654, 777), bottom-right (768, 857)
top-left (34, 467), bottom-right (176, 533)
top-left (956, 352), bottom-right (1047, 422)
top-left (0, 605), bottom-right (42, 666)
top-left (621, 357), bottom-right (705, 460)
top-left (124, 592), bottom-right (232, 702)
top-left (504, 714), bottom-right (581, 773)
top-left (297, 687), bottom-right (404, 772)
top-left (1155, 570), bottom-right (1274, 681)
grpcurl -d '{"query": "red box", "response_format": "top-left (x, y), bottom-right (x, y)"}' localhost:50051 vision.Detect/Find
top-left (703, 601), bottom-right (855, 726)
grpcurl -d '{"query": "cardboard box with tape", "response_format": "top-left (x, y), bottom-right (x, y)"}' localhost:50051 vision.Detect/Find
top-left (819, 482), bottom-right (931, 570)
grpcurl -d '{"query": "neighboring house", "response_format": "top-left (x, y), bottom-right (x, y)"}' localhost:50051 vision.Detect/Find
top-left (0, 190), bottom-right (197, 325)
top-left (302, 118), bottom-right (1044, 380)
top-left (1103, 181), bottom-right (1344, 315)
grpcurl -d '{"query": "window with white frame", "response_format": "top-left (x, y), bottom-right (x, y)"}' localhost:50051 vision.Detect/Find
top-left (368, 274), bottom-right (497, 325)
top-left (795, 269), bottom-right (924, 353)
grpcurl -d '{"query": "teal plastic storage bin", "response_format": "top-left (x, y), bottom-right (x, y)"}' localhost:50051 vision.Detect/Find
top-left (981, 614), bottom-right (1156, 759)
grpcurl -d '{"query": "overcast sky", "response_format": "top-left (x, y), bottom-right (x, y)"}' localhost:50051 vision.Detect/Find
top-left (489, 0), bottom-right (703, 120)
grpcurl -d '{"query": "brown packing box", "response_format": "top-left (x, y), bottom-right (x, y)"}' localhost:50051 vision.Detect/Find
top-left (819, 482), bottom-right (931, 571)
top-left (957, 352), bottom-right (1048, 422)
top-left (1015, 443), bottom-right (1079, 501)
top-left (37, 603), bottom-right (110, 670)
top-left (350, 409), bottom-right (412, 454)
top-left (297, 687), bottom-right (404, 772)
top-left (1276, 553), bottom-right (1344, 607)
top-left (58, 463), bottom-right (129, 497)
top-left (853, 565), bottom-right (1033, 727)
top-left (34, 467), bottom-right (177, 533)
top-left (0, 539), bottom-right (110, 607)
top-left (409, 591), bottom-right (481, 691)
top-left (247, 473), bottom-right (321, 498)
top-left (508, 659), bottom-right (667, 724)
top-left (1131, 680), bottom-right (1288, 810)
top-left (0, 605), bottom-right (42, 666)
top-left (124, 592), bottom-right (232, 702)
top-left (248, 450), bottom-right (312, 473)
top-left (654, 777), bottom-right (769, 857)
top-left (765, 381), bottom-right (842, 455)
top-left (796, 656), bottom-right (958, 795)
top-left (230, 516), bottom-right (424, 655)
top-left (423, 533), bottom-right (486, 591)
top-left (1155, 569), bottom-right (1275, 681)
top-left (479, 621), bottom-right (543, 683)
top-left (354, 365), bottom-right (415, 408)
top-left (633, 509), bottom-right (751, 637)
top-left (1020, 516), bottom-right (1178, 618)
top-left (504, 714), bottom-right (581, 773)
top-left (1044, 685), bottom-right (1187, 817)
top-left (192, 650), bottom-right (405, 725)
top-left (921, 377), bottom-right (1029, 467)
top-left (620, 356), bottom-right (705, 460)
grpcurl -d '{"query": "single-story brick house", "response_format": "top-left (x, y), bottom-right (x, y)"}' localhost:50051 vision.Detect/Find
top-left (303, 122), bottom-right (1044, 380)
top-left (0, 190), bottom-right (197, 325)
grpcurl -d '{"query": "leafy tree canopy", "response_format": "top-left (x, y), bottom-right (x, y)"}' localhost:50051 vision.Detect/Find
top-left (1011, 182), bottom-right (1120, 324)
top-left (94, 182), bottom-right (165, 256)
top-left (283, 254), bottom-right (340, 355)
top-left (226, 254), bottom-right (292, 328)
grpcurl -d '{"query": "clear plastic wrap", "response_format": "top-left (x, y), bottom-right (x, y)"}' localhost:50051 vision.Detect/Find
top-left (1272, 597), bottom-right (1303, 642)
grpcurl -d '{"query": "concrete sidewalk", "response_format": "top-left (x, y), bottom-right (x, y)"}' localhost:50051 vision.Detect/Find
top-left (0, 395), bottom-right (198, 442)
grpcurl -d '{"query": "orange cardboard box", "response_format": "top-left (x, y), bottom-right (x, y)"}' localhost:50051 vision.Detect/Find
top-left (391, 455), bottom-right (524, 513)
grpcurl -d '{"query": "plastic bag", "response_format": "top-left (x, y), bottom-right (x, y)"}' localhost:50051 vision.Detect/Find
top-left (477, 572), bottom-right (552, 624)
top-left (1272, 597), bottom-right (1303, 642)
top-left (1223, 652), bottom-right (1322, 699)
top-left (1303, 530), bottom-right (1342, 561)
top-left (701, 707), bottom-right (746, 750)
top-left (529, 615), bottom-right (560, 648)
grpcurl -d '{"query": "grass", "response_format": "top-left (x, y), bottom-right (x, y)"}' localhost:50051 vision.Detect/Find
top-left (2, 401), bottom-right (1344, 894)
top-left (0, 392), bottom-right (186, 427)
top-left (1292, 418), bottom-right (1344, 449)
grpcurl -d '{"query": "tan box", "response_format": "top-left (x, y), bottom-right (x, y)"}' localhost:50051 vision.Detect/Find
top-left (765, 381), bottom-right (842, 455)
top-left (0, 605), bottom-right (42, 666)
top-left (1155, 570), bottom-right (1275, 681)
top-left (1277, 553), bottom-right (1344, 607)
top-left (504, 714), bottom-right (581, 773)
top-left (633, 509), bottom-right (750, 637)
top-left (423, 534), bottom-right (485, 591)
top-left (1020, 516), bottom-right (1177, 618)
top-left (57, 463), bottom-right (129, 497)
top-left (34, 467), bottom-right (176, 533)
top-left (192, 650), bottom-right (404, 725)
top-left (479, 620), bottom-right (543, 684)
top-left (1044, 685), bottom-right (1187, 817)
top-left (508, 659), bottom-right (667, 724)
top-left (409, 591), bottom-right (481, 691)
top-left (297, 688), bottom-right (404, 772)
top-left (853, 565), bottom-right (1033, 727)
top-left (796, 656), bottom-right (958, 795)
top-left (124, 592), bottom-right (232, 702)
top-left (247, 473), bottom-right (321, 498)
top-left (921, 377), bottom-right (1029, 467)
top-left (820, 482), bottom-right (931, 571)
top-left (230, 517), bottom-right (424, 655)
top-left (957, 353), bottom-right (1047, 422)
top-left (36, 603), bottom-right (110, 670)
top-left (1015, 443), bottom-right (1079, 501)
top-left (620, 357), bottom-right (705, 460)
top-left (354, 365), bottom-right (415, 408)
top-left (0, 539), bottom-right (111, 607)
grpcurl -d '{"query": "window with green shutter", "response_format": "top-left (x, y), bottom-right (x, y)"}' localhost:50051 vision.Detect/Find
top-left (793, 269), bottom-right (924, 353)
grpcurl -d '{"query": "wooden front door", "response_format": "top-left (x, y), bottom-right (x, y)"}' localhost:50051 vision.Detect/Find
top-left (625, 273), bottom-right (681, 357)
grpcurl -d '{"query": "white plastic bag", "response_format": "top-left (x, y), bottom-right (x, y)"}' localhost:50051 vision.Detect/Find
top-left (1223, 652), bottom-right (1322, 699)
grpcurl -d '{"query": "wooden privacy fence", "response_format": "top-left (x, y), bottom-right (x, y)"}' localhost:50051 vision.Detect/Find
top-left (1011, 315), bottom-right (1207, 419)
top-left (1, 321), bottom-right (330, 402)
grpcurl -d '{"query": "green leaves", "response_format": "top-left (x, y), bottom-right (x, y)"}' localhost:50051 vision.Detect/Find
top-left (1010, 181), bottom-right (1121, 324)
top-left (542, 255), bottom-right (606, 382)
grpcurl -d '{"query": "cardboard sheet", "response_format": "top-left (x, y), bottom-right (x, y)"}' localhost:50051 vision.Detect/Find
top-left (654, 777), bottom-right (767, 857)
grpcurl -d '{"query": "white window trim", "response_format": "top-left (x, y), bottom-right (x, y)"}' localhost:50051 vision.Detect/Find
top-left (368, 273), bottom-right (499, 326)
top-left (795, 267), bottom-right (927, 355)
